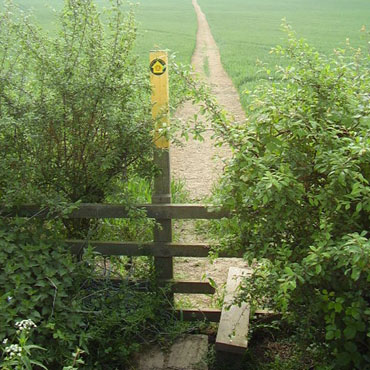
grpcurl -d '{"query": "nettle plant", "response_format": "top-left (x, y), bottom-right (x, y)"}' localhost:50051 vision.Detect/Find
top-left (214, 24), bottom-right (370, 368)
top-left (0, 220), bottom-right (92, 367)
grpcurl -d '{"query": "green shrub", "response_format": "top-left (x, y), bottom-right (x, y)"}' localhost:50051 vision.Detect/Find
top-left (0, 0), bottom-right (154, 211)
top-left (80, 280), bottom-right (183, 369)
top-left (213, 23), bottom-right (370, 368)
top-left (0, 1), bottom-right (197, 368)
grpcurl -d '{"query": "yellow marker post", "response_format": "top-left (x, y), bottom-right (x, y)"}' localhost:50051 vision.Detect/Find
top-left (150, 51), bottom-right (169, 149)
top-left (150, 51), bottom-right (173, 283)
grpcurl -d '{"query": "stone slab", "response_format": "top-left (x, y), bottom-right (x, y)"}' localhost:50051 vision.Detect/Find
top-left (134, 334), bottom-right (208, 370)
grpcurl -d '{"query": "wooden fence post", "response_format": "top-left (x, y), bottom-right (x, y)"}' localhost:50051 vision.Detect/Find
top-left (150, 50), bottom-right (173, 282)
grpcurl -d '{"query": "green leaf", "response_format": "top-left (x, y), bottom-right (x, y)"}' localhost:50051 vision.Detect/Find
top-left (208, 277), bottom-right (217, 289)
top-left (334, 302), bottom-right (342, 313)
top-left (343, 325), bottom-right (357, 339)
top-left (356, 202), bottom-right (362, 213)
top-left (30, 360), bottom-right (48, 370)
top-left (284, 266), bottom-right (294, 276)
top-left (351, 269), bottom-right (361, 281)
top-left (326, 330), bottom-right (335, 340)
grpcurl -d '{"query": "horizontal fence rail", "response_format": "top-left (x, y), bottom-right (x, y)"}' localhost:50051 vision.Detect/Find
top-left (108, 278), bottom-right (216, 295)
top-left (174, 309), bottom-right (278, 323)
top-left (1, 202), bottom-right (242, 320)
top-left (176, 309), bottom-right (222, 322)
top-left (67, 240), bottom-right (242, 258)
top-left (1, 203), bottom-right (230, 219)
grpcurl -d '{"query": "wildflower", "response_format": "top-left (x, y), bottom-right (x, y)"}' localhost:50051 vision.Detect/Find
top-left (15, 319), bottom-right (37, 332)
top-left (2, 338), bottom-right (8, 344)
top-left (4, 343), bottom-right (22, 358)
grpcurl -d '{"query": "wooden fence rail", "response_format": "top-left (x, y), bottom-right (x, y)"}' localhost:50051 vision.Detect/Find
top-left (0, 203), bottom-right (229, 219)
top-left (0, 51), bottom-right (242, 323)
top-left (67, 240), bottom-right (241, 258)
top-left (0, 202), bottom-right (235, 297)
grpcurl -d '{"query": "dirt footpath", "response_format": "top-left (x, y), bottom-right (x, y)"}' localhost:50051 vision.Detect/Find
top-left (171, 0), bottom-right (245, 200)
top-left (172, 0), bottom-right (248, 308)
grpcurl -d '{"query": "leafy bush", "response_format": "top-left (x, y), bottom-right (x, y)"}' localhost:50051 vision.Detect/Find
top-left (0, 1), bottom-right (197, 368)
top-left (0, 0), bottom-right (154, 210)
top-left (214, 24), bottom-right (370, 368)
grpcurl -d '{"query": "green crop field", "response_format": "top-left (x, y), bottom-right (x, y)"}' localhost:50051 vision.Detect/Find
top-left (198, 0), bottom-right (369, 109)
top-left (1, 0), bottom-right (197, 64)
top-left (135, 0), bottom-right (196, 63)
top-left (2, 0), bottom-right (369, 108)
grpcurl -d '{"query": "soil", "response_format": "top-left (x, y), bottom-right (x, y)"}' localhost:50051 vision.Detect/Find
top-left (172, 0), bottom-right (248, 308)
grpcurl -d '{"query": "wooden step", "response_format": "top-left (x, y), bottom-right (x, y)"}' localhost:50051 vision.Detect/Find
top-left (215, 267), bottom-right (251, 354)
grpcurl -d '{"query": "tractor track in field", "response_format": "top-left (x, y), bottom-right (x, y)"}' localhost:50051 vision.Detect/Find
top-left (172, 0), bottom-right (248, 308)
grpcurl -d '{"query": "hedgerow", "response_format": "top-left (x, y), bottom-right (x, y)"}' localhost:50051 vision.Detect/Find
top-left (213, 24), bottom-right (370, 368)
top-left (0, 1), bottom-right (194, 368)
top-left (0, 0), bottom-right (157, 206)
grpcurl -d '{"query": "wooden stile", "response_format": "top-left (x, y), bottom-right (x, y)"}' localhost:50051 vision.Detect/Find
top-left (0, 48), bottom-right (273, 332)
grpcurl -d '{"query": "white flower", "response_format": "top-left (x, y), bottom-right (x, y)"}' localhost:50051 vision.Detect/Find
top-left (2, 338), bottom-right (8, 344)
top-left (15, 319), bottom-right (37, 331)
top-left (4, 343), bottom-right (22, 358)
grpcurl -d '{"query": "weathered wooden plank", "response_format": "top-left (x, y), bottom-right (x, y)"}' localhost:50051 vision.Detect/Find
top-left (145, 204), bottom-right (229, 220)
top-left (0, 203), bottom-right (229, 219)
top-left (107, 278), bottom-right (214, 294)
top-left (154, 218), bottom-right (173, 280)
top-left (153, 280), bottom-right (216, 295)
top-left (176, 308), bottom-right (222, 322)
top-left (215, 267), bottom-right (251, 354)
top-left (170, 281), bottom-right (215, 294)
top-left (67, 240), bottom-right (240, 257)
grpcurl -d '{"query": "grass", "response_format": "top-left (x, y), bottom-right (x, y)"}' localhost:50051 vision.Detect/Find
top-left (198, 0), bottom-right (369, 110)
top-left (2, 0), bottom-right (197, 64)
